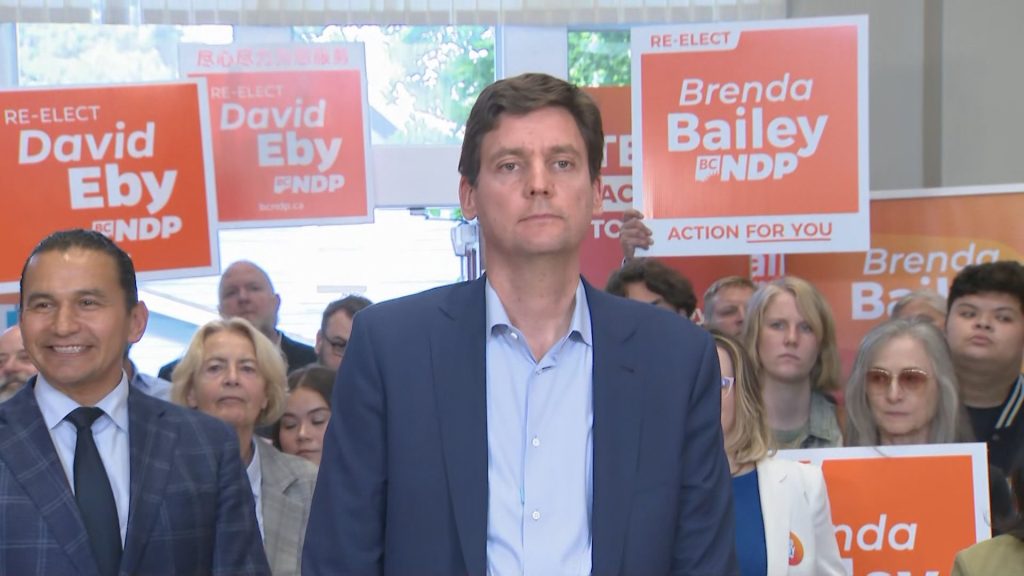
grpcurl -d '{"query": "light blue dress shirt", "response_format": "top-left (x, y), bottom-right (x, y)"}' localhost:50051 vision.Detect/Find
top-left (35, 373), bottom-right (131, 545)
top-left (128, 361), bottom-right (172, 402)
top-left (485, 280), bottom-right (594, 576)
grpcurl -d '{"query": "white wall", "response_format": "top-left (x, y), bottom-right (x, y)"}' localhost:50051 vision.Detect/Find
top-left (941, 0), bottom-right (1024, 186)
top-left (789, 0), bottom-right (927, 191)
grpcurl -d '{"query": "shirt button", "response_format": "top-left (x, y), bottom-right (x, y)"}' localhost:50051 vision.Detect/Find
top-left (510, 332), bottom-right (519, 340)
top-left (531, 510), bottom-right (541, 521)
top-left (532, 436), bottom-right (541, 447)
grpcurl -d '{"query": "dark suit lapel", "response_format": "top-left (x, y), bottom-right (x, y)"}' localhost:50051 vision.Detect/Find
top-left (431, 278), bottom-right (489, 576)
top-left (586, 284), bottom-right (643, 574)
top-left (121, 388), bottom-right (177, 576)
top-left (0, 380), bottom-right (98, 576)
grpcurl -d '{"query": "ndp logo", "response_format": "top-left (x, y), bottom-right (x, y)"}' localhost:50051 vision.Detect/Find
top-left (695, 153), bottom-right (797, 182)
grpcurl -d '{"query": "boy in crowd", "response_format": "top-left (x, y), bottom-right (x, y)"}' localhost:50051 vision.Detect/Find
top-left (946, 261), bottom-right (1024, 474)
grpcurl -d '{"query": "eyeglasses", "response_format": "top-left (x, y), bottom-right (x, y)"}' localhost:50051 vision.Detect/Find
top-left (866, 368), bottom-right (930, 394)
top-left (720, 376), bottom-right (735, 395)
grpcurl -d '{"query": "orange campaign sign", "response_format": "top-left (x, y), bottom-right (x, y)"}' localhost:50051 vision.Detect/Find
top-left (0, 81), bottom-right (219, 293)
top-left (180, 43), bottom-right (373, 227)
top-left (581, 86), bottom-right (751, 298)
top-left (631, 17), bottom-right (869, 256)
top-left (786, 185), bottom-right (1024, 370)
top-left (780, 443), bottom-right (990, 576)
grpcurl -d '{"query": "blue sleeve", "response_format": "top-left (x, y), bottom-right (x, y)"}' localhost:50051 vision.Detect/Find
top-left (302, 314), bottom-right (386, 576)
top-left (671, 335), bottom-right (740, 575)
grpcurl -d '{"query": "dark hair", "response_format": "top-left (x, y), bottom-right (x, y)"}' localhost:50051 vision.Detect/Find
top-left (605, 257), bottom-right (698, 316)
top-left (458, 73), bottom-right (604, 187)
top-left (273, 364), bottom-right (337, 449)
top-left (1008, 466), bottom-right (1024, 541)
top-left (320, 295), bottom-right (373, 334)
top-left (287, 364), bottom-right (335, 402)
top-left (20, 229), bottom-right (138, 310)
top-left (948, 261), bottom-right (1024, 314)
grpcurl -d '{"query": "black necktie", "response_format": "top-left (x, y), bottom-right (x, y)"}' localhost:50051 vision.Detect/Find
top-left (66, 407), bottom-right (122, 576)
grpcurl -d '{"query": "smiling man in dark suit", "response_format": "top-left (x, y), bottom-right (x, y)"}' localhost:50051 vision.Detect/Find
top-left (303, 73), bottom-right (737, 575)
top-left (0, 229), bottom-right (269, 576)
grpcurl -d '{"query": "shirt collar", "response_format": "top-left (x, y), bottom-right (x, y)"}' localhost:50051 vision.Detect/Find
top-left (247, 439), bottom-right (263, 492)
top-left (34, 370), bottom-right (131, 433)
top-left (484, 278), bottom-right (593, 347)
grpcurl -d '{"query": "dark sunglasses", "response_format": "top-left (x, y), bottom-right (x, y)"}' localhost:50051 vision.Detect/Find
top-left (866, 368), bottom-right (930, 393)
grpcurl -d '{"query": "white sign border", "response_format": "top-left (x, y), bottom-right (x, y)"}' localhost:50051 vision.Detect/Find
top-left (630, 15), bottom-right (870, 257)
top-left (777, 442), bottom-right (992, 544)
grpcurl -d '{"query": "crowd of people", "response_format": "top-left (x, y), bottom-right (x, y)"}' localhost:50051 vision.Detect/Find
top-left (0, 71), bottom-right (1020, 575)
top-left (610, 224), bottom-right (1024, 572)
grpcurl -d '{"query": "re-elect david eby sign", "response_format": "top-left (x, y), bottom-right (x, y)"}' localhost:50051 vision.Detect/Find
top-left (631, 16), bottom-right (869, 256)
top-left (181, 43), bottom-right (373, 228)
top-left (0, 81), bottom-right (219, 293)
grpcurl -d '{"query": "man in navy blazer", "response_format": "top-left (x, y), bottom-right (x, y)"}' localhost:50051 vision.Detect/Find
top-left (0, 229), bottom-right (269, 575)
top-left (303, 73), bottom-right (737, 575)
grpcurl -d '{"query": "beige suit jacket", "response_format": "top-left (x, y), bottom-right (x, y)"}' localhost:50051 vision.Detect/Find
top-left (952, 534), bottom-right (1024, 576)
top-left (259, 443), bottom-right (318, 576)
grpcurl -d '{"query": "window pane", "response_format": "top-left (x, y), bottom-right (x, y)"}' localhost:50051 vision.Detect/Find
top-left (568, 29), bottom-right (630, 87)
top-left (16, 23), bottom-right (232, 86)
top-left (134, 209), bottom-right (462, 375)
top-left (295, 25), bottom-right (495, 145)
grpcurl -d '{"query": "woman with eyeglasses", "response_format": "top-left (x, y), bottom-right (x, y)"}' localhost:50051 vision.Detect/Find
top-left (845, 318), bottom-right (966, 446)
top-left (713, 331), bottom-right (845, 576)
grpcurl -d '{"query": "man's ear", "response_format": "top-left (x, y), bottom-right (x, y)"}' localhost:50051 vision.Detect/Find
top-left (591, 176), bottom-right (603, 217)
top-left (459, 176), bottom-right (478, 221)
top-left (128, 301), bottom-right (149, 345)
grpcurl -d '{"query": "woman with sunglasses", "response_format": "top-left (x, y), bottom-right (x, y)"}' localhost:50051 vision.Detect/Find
top-left (848, 319), bottom-right (1022, 540)
top-left (845, 318), bottom-right (964, 446)
top-left (714, 331), bottom-right (845, 576)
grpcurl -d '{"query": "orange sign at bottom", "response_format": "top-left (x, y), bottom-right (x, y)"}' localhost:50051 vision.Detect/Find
top-left (779, 444), bottom-right (989, 576)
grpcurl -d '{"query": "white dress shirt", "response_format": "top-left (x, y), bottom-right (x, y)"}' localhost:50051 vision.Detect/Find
top-left (246, 438), bottom-right (265, 541)
top-left (35, 373), bottom-right (131, 545)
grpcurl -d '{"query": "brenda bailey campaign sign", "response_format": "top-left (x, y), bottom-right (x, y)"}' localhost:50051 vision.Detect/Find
top-left (631, 16), bottom-right (869, 256)
top-left (778, 444), bottom-right (989, 576)
top-left (580, 85), bottom-right (750, 298)
top-left (787, 185), bottom-right (1024, 370)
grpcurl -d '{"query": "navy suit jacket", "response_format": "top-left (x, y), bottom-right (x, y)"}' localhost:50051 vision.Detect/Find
top-left (303, 277), bottom-right (738, 575)
top-left (0, 379), bottom-right (270, 576)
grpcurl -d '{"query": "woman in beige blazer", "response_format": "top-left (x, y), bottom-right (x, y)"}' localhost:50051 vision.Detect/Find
top-left (714, 331), bottom-right (846, 576)
top-left (172, 317), bottom-right (317, 576)
top-left (951, 466), bottom-right (1024, 576)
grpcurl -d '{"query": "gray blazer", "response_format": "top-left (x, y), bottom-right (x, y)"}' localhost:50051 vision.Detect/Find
top-left (258, 442), bottom-right (318, 576)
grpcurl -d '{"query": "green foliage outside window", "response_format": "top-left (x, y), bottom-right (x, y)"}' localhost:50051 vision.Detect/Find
top-left (568, 30), bottom-right (631, 87)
